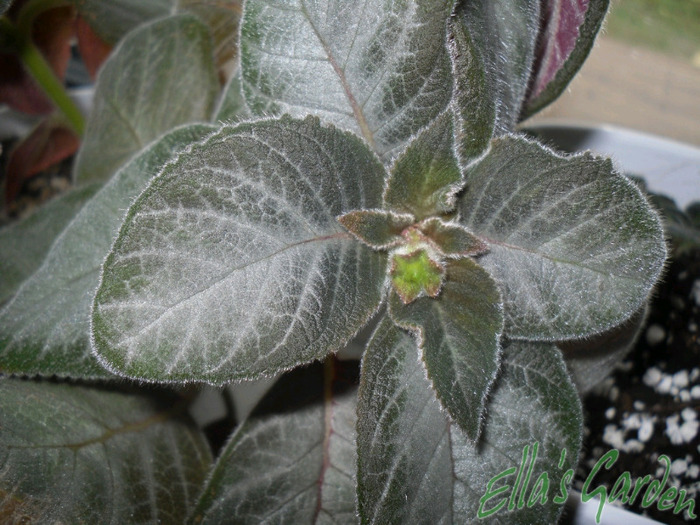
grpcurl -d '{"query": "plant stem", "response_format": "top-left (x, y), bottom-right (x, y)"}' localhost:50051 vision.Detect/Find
top-left (1, 2), bottom-right (86, 136)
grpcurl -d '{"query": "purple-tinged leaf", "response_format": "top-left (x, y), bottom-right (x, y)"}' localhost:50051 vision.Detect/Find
top-left (523, 0), bottom-right (609, 118)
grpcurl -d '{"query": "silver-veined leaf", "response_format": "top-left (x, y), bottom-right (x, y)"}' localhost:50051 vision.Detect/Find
top-left (240, 0), bottom-right (455, 160)
top-left (455, 0), bottom-right (540, 134)
top-left (459, 135), bottom-right (666, 340)
top-left (92, 116), bottom-right (388, 384)
top-left (388, 257), bottom-right (503, 440)
top-left (0, 378), bottom-right (212, 524)
top-left (189, 360), bottom-right (357, 524)
top-left (357, 319), bottom-right (582, 524)
top-left (74, 14), bottom-right (218, 183)
top-left (0, 124), bottom-right (215, 379)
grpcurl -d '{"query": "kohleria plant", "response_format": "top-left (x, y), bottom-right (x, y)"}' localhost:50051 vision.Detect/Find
top-left (0, 0), bottom-right (667, 523)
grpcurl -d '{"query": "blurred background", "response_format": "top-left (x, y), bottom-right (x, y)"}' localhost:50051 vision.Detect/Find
top-left (525, 0), bottom-right (700, 146)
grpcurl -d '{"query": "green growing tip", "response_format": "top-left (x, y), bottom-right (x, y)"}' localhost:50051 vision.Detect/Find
top-left (390, 249), bottom-right (445, 304)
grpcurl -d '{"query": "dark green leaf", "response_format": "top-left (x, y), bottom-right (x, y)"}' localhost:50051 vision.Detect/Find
top-left (357, 321), bottom-right (582, 524)
top-left (388, 257), bottom-right (503, 439)
top-left (455, 0), bottom-right (540, 134)
top-left (459, 135), bottom-right (667, 340)
top-left (451, 340), bottom-right (582, 523)
top-left (418, 218), bottom-right (488, 257)
top-left (560, 305), bottom-right (646, 393)
top-left (338, 209), bottom-right (414, 250)
top-left (522, 0), bottom-right (609, 119)
top-left (357, 316), bottom-right (452, 523)
top-left (0, 183), bottom-right (100, 306)
top-left (93, 116), bottom-right (388, 384)
top-left (0, 378), bottom-right (212, 524)
top-left (384, 111), bottom-right (462, 219)
top-left (447, 16), bottom-right (495, 165)
top-left (240, 0), bottom-right (455, 160)
top-left (0, 124), bottom-right (215, 379)
top-left (189, 360), bottom-right (358, 524)
top-left (74, 14), bottom-right (219, 183)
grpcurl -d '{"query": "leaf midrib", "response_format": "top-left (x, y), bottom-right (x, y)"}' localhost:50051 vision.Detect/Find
top-left (110, 232), bottom-right (351, 347)
top-left (299, 2), bottom-right (376, 150)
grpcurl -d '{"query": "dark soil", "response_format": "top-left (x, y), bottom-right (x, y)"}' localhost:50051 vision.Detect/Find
top-left (575, 245), bottom-right (700, 523)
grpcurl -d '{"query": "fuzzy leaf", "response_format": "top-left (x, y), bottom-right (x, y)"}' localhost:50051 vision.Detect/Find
top-left (447, 16), bottom-right (494, 165)
top-left (69, 0), bottom-right (174, 45)
top-left (214, 67), bottom-right (251, 122)
top-left (455, 0), bottom-right (540, 134)
top-left (459, 136), bottom-right (667, 340)
top-left (189, 361), bottom-right (357, 524)
top-left (418, 218), bottom-right (488, 257)
top-left (0, 183), bottom-right (100, 306)
top-left (389, 249), bottom-right (445, 304)
top-left (240, 0), bottom-right (455, 160)
top-left (74, 14), bottom-right (218, 184)
top-left (338, 209), bottom-right (414, 250)
top-left (0, 378), bottom-right (212, 523)
top-left (0, 124), bottom-right (215, 379)
top-left (357, 322), bottom-right (582, 524)
top-left (523, 0), bottom-right (609, 118)
top-left (93, 117), bottom-right (387, 384)
top-left (450, 340), bottom-right (582, 523)
top-left (560, 305), bottom-right (646, 393)
top-left (388, 257), bottom-right (503, 439)
top-left (357, 316), bottom-right (453, 523)
top-left (384, 111), bottom-right (462, 218)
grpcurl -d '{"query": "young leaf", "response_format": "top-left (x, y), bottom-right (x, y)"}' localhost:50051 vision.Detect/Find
top-left (0, 183), bottom-right (100, 306)
top-left (450, 339), bottom-right (582, 523)
top-left (384, 111), bottom-right (462, 219)
top-left (455, 0), bottom-right (540, 134)
top-left (459, 135), bottom-right (667, 341)
top-left (388, 257), bottom-right (503, 440)
top-left (0, 124), bottom-right (215, 379)
top-left (74, 14), bottom-right (218, 183)
top-left (93, 116), bottom-right (388, 384)
top-left (357, 321), bottom-right (582, 524)
top-left (447, 16), bottom-right (495, 166)
top-left (240, 0), bottom-right (455, 160)
top-left (0, 378), bottom-right (212, 523)
top-left (338, 209), bottom-right (414, 250)
top-left (522, 0), bottom-right (609, 119)
top-left (417, 218), bottom-right (488, 257)
top-left (189, 360), bottom-right (358, 524)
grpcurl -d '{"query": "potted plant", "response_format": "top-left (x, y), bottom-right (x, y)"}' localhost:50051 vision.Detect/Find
top-left (0, 1), bottom-right (674, 523)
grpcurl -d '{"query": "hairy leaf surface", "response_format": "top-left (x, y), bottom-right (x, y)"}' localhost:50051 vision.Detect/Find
top-left (388, 257), bottom-right (503, 439)
top-left (74, 14), bottom-right (218, 183)
top-left (357, 322), bottom-right (582, 523)
top-left (0, 183), bottom-right (100, 306)
top-left (447, 16), bottom-right (494, 166)
top-left (190, 361), bottom-right (357, 524)
top-left (0, 125), bottom-right (214, 379)
top-left (240, 0), bottom-right (455, 160)
top-left (456, 0), bottom-right (540, 134)
top-left (523, 0), bottom-right (609, 118)
top-left (384, 111), bottom-right (462, 219)
top-left (0, 378), bottom-right (211, 524)
top-left (93, 116), bottom-right (387, 383)
top-left (459, 135), bottom-right (666, 340)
